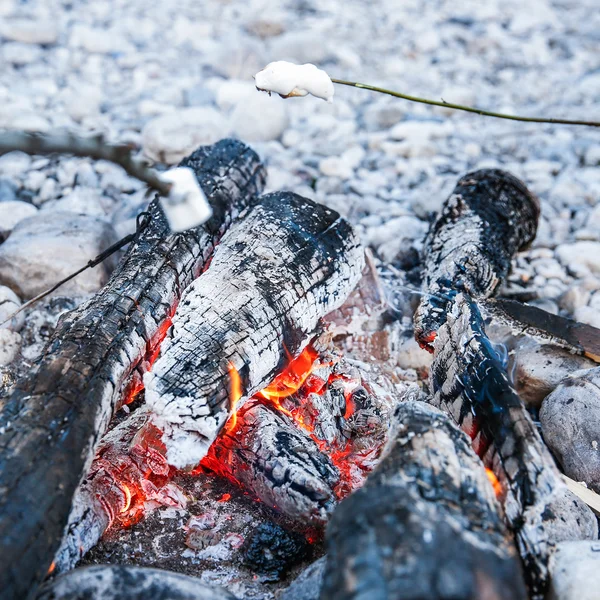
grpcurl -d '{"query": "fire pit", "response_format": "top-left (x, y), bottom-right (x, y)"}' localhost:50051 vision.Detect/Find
top-left (1, 140), bottom-right (599, 600)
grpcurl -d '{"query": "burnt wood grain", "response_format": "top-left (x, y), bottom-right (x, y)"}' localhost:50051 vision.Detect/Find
top-left (0, 139), bottom-right (266, 600)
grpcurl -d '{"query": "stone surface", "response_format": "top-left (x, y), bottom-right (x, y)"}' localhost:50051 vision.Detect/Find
top-left (0, 328), bottom-right (21, 366)
top-left (540, 366), bottom-right (600, 493)
top-left (513, 343), bottom-right (596, 408)
top-left (0, 285), bottom-right (24, 331)
top-left (547, 541), bottom-right (600, 600)
top-left (142, 108), bottom-right (229, 164)
top-left (0, 200), bottom-right (38, 241)
top-left (0, 212), bottom-right (118, 299)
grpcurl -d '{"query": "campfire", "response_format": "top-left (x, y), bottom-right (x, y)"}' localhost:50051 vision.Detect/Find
top-left (1, 140), bottom-right (599, 600)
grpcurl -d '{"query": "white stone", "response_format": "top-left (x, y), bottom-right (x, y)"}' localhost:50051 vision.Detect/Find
top-left (64, 86), bottom-right (103, 121)
top-left (0, 212), bottom-right (118, 299)
top-left (269, 30), bottom-right (332, 64)
top-left (0, 329), bottom-right (21, 366)
top-left (547, 541), bottom-right (600, 600)
top-left (0, 18), bottom-right (58, 44)
top-left (0, 151), bottom-right (31, 176)
top-left (0, 200), bottom-right (38, 240)
top-left (142, 108), bottom-right (229, 164)
top-left (1, 41), bottom-right (42, 65)
top-left (230, 92), bottom-right (289, 142)
top-left (556, 241), bottom-right (600, 274)
top-left (574, 306), bottom-right (600, 330)
top-left (0, 285), bottom-right (24, 331)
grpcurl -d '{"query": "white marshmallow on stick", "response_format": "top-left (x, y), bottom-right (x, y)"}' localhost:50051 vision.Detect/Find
top-left (254, 61), bottom-right (334, 103)
top-left (158, 167), bottom-right (212, 233)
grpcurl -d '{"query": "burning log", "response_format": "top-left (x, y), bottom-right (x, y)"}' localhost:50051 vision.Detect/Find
top-left (144, 191), bottom-right (365, 469)
top-left (540, 365), bottom-right (600, 494)
top-left (429, 293), bottom-right (598, 596)
top-left (37, 565), bottom-right (236, 600)
top-left (0, 139), bottom-right (266, 600)
top-left (414, 169), bottom-right (539, 350)
top-left (321, 400), bottom-right (528, 600)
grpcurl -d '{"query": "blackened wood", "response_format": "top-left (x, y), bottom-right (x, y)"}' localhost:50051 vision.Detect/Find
top-left (0, 139), bottom-right (266, 600)
top-left (414, 169), bottom-right (539, 350)
top-left (321, 400), bottom-right (527, 600)
top-left (429, 293), bottom-right (597, 597)
top-left (37, 565), bottom-right (236, 600)
top-left (144, 192), bottom-right (365, 469)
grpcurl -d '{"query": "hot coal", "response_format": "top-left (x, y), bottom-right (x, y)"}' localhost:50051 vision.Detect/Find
top-left (321, 400), bottom-right (527, 600)
top-left (0, 139), bottom-right (266, 600)
top-left (414, 169), bottom-right (539, 350)
top-left (429, 293), bottom-right (597, 597)
top-left (241, 522), bottom-right (311, 581)
top-left (144, 191), bottom-right (365, 469)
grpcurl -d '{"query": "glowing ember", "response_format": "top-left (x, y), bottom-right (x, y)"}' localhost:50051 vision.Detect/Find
top-left (218, 493), bottom-right (231, 502)
top-left (486, 467), bottom-right (503, 497)
top-left (225, 363), bottom-right (243, 433)
top-left (259, 346), bottom-right (319, 401)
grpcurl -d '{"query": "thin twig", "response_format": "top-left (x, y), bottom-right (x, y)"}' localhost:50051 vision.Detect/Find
top-left (331, 78), bottom-right (600, 127)
top-left (0, 130), bottom-right (172, 195)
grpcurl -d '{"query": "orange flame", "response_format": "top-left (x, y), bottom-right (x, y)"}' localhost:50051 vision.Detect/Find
top-left (486, 468), bottom-right (502, 497)
top-left (225, 363), bottom-right (243, 433)
top-left (259, 346), bottom-right (320, 401)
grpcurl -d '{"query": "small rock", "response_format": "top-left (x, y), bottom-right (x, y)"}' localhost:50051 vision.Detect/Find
top-left (270, 29), bottom-right (332, 63)
top-left (583, 145), bottom-right (600, 167)
top-left (0, 329), bottom-right (21, 365)
top-left (0, 151), bottom-right (31, 177)
top-left (230, 93), bottom-right (289, 142)
top-left (540, 366), bottom-right (600, 493)
top-left (396, 334), bottom-right (433, 372)
top-left (0, 285), bottom-right (24, 331)
top-left (0, 18), bottom-right (58, 44)
top-left (0, 200), bottom-right (38, 241)
top-left (41, 188), bottom-right (109, 218)
top-left (574, 306), bottom-right (600, 329)
top-left (142, 107), bottom-right (228, 164)
top-left (513, 343), bottom-right (596, 408)
top-left (64, 86), bottom-right (103, 121)
top-left (556, 241), bottom-right (600, 273)
top-left (0, 178), bottom-right (18, 202)
top-left (0, 212), bottom-right (118, 299)
top-left (558, 286), bottom-right (591, 313)
top-left (548, 541), bottom-right (600, 600)
top-left (1, 41), bottom-right (42, 65)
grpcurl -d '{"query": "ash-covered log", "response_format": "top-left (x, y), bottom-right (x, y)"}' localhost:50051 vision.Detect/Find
top-left (37, 565), bottom-right (236, 600)
top-left (429, 293), bottom-right (598, 596)
top-left (0, 139), bottom-right (266, 600)
top-left (321, 400), bottom-right (527, 600)
top-left (144, 192), bottom-right (364, 469)
top-left (414, 169), bottom-right (539, 350)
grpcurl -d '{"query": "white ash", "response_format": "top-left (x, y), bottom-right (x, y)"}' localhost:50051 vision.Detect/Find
top-left (254, 61), bottom-right (334, 103)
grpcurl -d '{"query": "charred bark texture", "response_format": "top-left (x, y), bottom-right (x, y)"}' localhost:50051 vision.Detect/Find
top-left (414, 169), bottom-right (539, 350)
top-left (37, 565), bottom-right (236, 600)
top-left (0, 139), bottom-right (266, 600)
top-left (429, 294), bottom-right (598, 597)
top-left (144, 192), bottom-right (365, 469)
top-left (321, 400), bottom-right (527, 600)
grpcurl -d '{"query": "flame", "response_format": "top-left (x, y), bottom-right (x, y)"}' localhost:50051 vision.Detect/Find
top-left (225, 363), bottom-right (243, 433)
top-left (120, 484), bottom-right (133, 513)
top-left (47, 561), bottom-right (56, 575)
top-left (486, 467), bottom-right (502, 497)
top-left (259, 346), bottom-right (320, 401)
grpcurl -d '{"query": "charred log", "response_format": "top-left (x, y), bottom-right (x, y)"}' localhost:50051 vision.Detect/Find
top-left (429, 293), bottom-right (598, 596)
top-left (144, 192), bottom-right (365, 469)
top-left (321, 400), bottom-right (527, 600)
top-left (414, 169), bottom-right (539, 350)
top-left (0, 139), bottom-right (266, 600)
top-left (37, 565), bottom-right (236, 600)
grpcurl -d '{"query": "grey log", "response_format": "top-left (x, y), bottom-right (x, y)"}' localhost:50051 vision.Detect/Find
top-left (321, 400), bottom-right (528, 600)
top-left (0, 139), bottom-right (266, 600)
top-left (414, 169), bottom-right (539, 350)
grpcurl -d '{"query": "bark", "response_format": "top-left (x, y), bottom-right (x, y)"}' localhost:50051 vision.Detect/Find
top-left (144, 192), bottom-right (365, 469)
top-left (321, 400), bottom-right (527, 600)
top-left (429, 293), bottom-right (598, 597)
top-left (37, 565), bottom-right (236, 600)
top-left (0, 139), bottom-right (266, 600)
top-left (414, 169), bottom-right (539, 350)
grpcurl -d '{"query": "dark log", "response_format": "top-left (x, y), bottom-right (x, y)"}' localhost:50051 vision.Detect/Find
top-left (144, 192), bottom-right (364, 469)
top-left (429, 293), bottom-right (598, 597)
top-left (321, 400), bottom-right (527, 600)
top-left (414, 169), bottom-right (539, 350)
top-left (37, 565), bottom-right (236, 600)
top-left (0, 139), bottom-right (266, 600)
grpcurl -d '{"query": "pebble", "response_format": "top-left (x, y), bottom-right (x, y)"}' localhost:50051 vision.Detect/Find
top-left (0, 329), bottom-right (21, 366)
top-left (0, 18), bottom-right (58, 45)
top-left (230, 93), bottom-right (289, 142)
top-left (0, 211), bottom-right (118, 299)
top-left (0, 200), bottom-right (38, 241)
top-left (142, 108), bottom-right (229, 164)
top-left (547, 541), bottom-right (600, 600)
top-left (0, 284), bottom-right (24, 331)
top-left (555, 242), bottom-right (600, 274)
